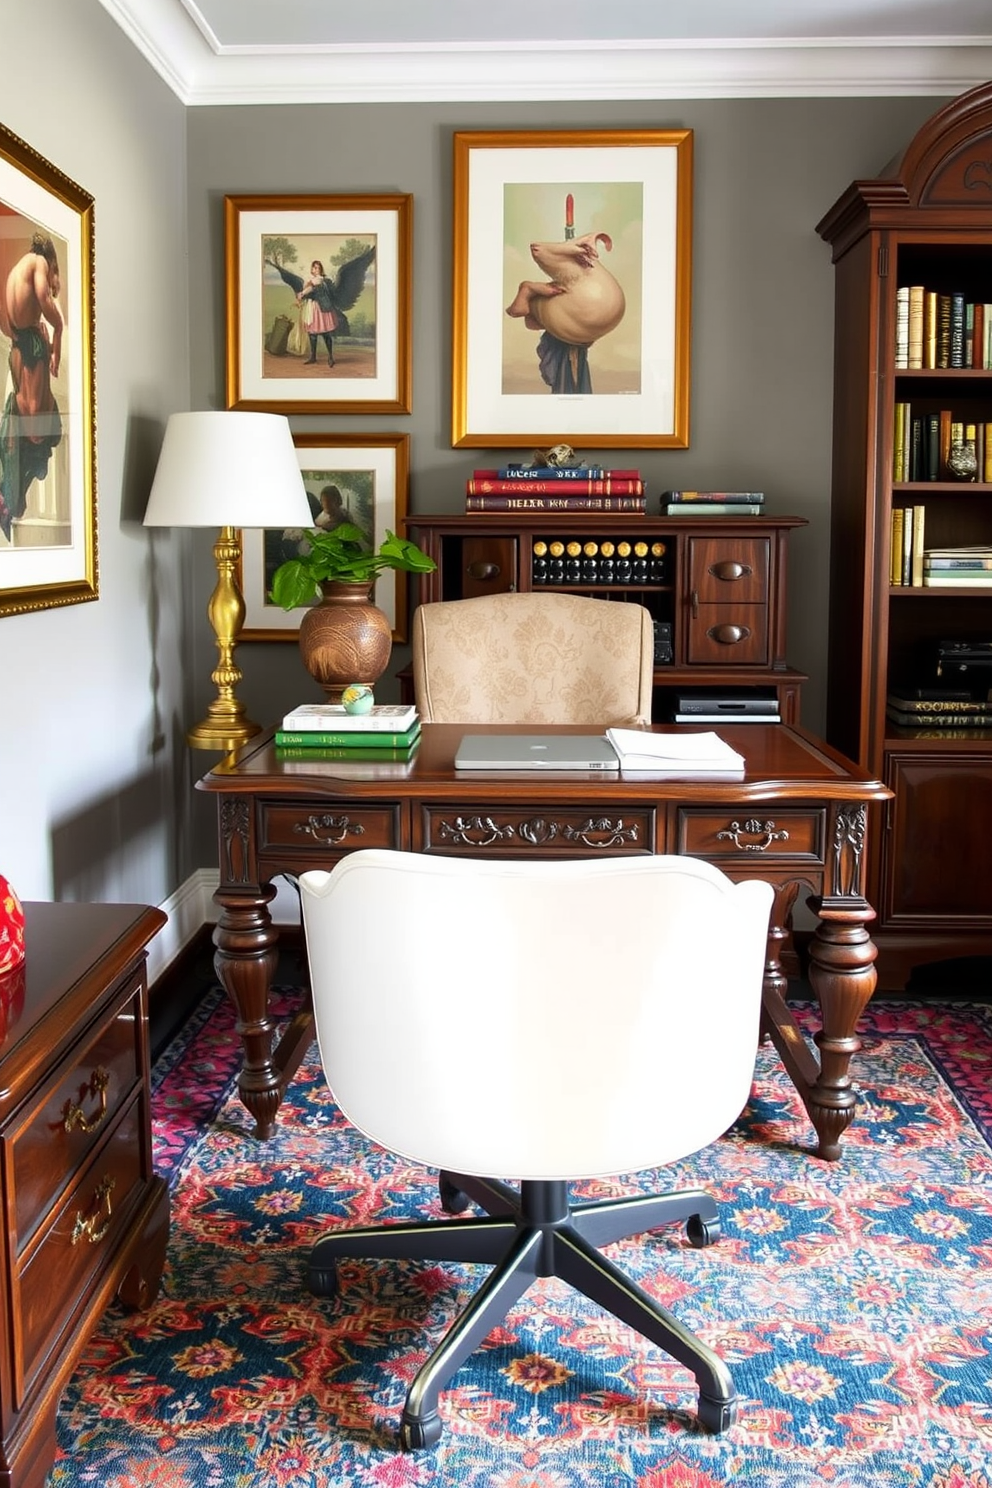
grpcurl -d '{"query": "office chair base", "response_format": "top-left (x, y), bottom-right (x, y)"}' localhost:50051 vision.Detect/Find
top-left (309, 1177), bottom-right (737, 1450)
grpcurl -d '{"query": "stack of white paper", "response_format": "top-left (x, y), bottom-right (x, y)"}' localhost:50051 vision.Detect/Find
top-left (605, 728), bottom-right (746, 776)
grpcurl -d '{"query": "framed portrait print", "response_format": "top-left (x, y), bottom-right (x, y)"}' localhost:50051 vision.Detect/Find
top-left (0, 123), bottom-right (96, 617)
top-left (452, 129), bottom-right (692, 449)
top-left (240, 433), bottom-right (411, 642)
top-left (225, 194), bottom-right (412, 415)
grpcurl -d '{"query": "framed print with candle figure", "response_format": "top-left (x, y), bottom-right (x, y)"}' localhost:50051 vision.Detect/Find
top-left (225, 194), bottom-right (412, 415)
top-left (452, 129), bottom-right (692, 449)
top-left (239, 433), bottom-right (411, 642)
top-left (0, 123), bottom-right (96, 617)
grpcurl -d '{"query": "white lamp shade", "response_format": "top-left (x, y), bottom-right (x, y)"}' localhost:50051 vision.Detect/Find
top-left (143, 411), bottom-right (313, 529)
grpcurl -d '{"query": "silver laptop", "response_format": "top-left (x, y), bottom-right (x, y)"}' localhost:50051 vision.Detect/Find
top-left (454, 733), bottom-right (620, 772)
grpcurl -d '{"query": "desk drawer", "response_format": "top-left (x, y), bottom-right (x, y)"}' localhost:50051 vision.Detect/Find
top-left (259, 802), bottom-right (399, 857)
top-left (420, 804), bottom-right (656, 855)
top-left (11, 983), bottom-right (142, 1255)
top-left (678, 809), bottom-right (825, 863)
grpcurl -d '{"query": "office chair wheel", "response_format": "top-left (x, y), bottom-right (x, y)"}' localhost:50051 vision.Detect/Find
top-left (438, 1175), bottom-right (471, 1214)
top-left (696, 1389), bottom-right (738, 1434)
top-left (399, 1408), bottom-right (443, 1451)
top-left (308, 1259), bottom-right (340, 1298)
top-left (686, 1214), bottom-right (721, 1248)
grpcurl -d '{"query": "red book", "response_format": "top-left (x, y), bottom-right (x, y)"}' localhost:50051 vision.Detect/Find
top-left (465, 494), bottom-right (645, 512)
top-left (472, 467), bottom-right (642, 481)
top-left (466, 477), bottom-right (644, 496)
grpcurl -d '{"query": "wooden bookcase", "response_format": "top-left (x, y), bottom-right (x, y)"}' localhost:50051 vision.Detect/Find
top-left (816, 81), bottom-right (992, 990)
top-left (405, 512), bottom-right (807, 722)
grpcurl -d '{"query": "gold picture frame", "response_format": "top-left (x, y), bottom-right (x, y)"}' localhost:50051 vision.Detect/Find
top-left (0, 123), bottom-right (96, 617)
top-left (452, 128), bottom-right (693, 449)
top-left (239, 433), bottom-right (411, 642)
top-left (225, 193), bottom-right (412, 414)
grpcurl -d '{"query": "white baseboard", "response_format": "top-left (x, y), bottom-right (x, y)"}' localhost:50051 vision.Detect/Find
top-left (147, 870), bottom-right (302, 984)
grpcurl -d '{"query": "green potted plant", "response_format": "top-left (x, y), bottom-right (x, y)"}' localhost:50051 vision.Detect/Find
top-left (270, 523), bottom-right (436, 701)
top-left (270, 522), bottom-right (436, 610)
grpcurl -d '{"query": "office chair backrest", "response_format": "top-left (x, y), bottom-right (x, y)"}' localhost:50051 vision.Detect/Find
top-left (411, 591), bottom-right (654, 724)
top-left (300, 851), bottom-right (774, 1181)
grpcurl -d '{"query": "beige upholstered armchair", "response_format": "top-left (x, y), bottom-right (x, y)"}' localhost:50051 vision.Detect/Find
top-left (411, 591), bottom-right (654, 725)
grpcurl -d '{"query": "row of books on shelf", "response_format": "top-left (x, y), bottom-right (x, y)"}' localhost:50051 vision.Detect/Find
top-left (889, 506), bottom-right (992, 588)
top-left (466, 465), bottom-right (646, 511)
top-left (276, 702), bottom-right (421, 757)
top-left (463, 463), bottom-right (767, 517)
top-left (894, 286), bottom-right (992, 371)
top-left (887, 688), bottom-right (992, 730)
top-left (892, 405), bottom-right (992, 484)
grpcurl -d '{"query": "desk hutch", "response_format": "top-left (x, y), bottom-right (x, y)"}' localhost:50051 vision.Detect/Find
top-left (405, 513), bottom-right (807, 723)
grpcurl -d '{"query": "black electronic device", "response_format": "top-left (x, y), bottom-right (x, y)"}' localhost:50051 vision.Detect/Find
top-left (653, 620), bottom-right (673, 666)
top-left (675, 688), bottom-right (779, 716)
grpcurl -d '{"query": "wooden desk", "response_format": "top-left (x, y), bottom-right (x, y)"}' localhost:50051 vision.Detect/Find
top-left (198, 724), bottom-right (891, 1162)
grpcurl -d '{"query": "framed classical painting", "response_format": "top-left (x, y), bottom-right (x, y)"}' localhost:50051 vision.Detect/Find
top-left (451, 129), bottom-right (693, 449)
top-left (0, 123), bottom-right (96, 617)
top-left (240, 433), bottom-right (411, 641)
top-left (225, 193), bottom-right (412, 415)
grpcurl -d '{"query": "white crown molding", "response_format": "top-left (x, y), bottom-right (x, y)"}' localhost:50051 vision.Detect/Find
top-left (97, 1), bottom-right (991, 105)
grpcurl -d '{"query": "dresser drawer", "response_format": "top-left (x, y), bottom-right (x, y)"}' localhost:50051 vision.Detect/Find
top-left (14, 1098), bottom-right (144, 1408)
top-left (420, 804), bottom-right (656, 855)
top-left (258, 801), bottom-right (400, 856)
top-left (679, 809), bottom-right (825, 863)
top-left (10, 983), bottom-right (142, 1254)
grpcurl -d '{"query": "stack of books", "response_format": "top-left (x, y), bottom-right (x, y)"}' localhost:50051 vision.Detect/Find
top-left (886, 689), bottom-right (992, 730)
top-left (890, 505), bottom-right (926, 586)
top-left (661, 491), bottom-right (765, 517)
top-left (275, 702), bottom-right (421, 759)
top-left (465, 463), bottom-right (645, 513)
top-left (922, 545), bottom-right (992, 587)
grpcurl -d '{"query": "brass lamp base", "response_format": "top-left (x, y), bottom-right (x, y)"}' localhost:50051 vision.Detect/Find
top-left (186, 710), bottom-right (261, 754)
top-left (188, 525), bottom-right (262, 753)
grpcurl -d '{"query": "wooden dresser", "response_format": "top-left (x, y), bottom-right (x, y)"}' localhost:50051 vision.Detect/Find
top-left (0, 901), bottom-right (169, 1488)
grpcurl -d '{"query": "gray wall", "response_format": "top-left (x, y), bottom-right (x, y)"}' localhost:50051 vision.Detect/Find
top-left (186, 95), bottom-right (942, 858)
top-left (1, 0), bottom-right (191, 905)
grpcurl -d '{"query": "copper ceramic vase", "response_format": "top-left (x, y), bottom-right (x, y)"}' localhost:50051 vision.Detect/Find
top-left (297, 580), bottom-right (393, 702)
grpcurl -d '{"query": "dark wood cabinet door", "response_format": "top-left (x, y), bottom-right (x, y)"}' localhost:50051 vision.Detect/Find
top-left (882, 752), bottom-right (992, 923)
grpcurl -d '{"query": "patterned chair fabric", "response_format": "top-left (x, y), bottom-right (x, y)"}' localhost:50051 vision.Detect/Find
top-left (411, 591), bottom-right (654, 725)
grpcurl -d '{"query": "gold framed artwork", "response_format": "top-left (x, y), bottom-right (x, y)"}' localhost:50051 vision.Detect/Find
top-left (225, 193), bottom-right (413, 415)
top-left (240, 433), bottom-right (411, 642)
top-left (0, 123), bottom-right (96, 617)
top-left (451, 129), bottom-right (693, 449)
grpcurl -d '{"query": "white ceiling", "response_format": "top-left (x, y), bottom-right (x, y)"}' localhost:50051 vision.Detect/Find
top-left (97, 0), bottom-right (992, 106)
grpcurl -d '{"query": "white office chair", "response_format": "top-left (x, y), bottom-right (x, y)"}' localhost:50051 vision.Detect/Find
top-left (411, 590), bottom-right (654, 724)
top-left (299, 850), bottom-right (774, 1450)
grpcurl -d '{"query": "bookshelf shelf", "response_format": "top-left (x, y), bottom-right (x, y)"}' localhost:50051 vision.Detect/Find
top-left (817, 80), bottom-right (992, 989)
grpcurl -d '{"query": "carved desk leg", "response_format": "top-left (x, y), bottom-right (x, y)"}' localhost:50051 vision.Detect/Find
top-left (804, 802), bottom-right (879, 1162)
top-left (213, 884), bottom-right (281, 1139)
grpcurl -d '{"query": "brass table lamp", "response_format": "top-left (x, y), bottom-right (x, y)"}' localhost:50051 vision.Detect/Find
top-left (143, 411), bottom-right (312, 751)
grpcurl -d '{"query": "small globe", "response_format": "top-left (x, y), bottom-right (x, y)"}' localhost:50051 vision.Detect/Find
top-left (341, 683), bottom-right (375, 714)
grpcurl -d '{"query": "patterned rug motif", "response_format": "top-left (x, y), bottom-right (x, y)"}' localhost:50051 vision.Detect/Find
top-left (50, 990), bottom-right (992, 1488)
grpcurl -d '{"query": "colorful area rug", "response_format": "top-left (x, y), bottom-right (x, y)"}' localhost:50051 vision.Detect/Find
top-left (51, 989), bottom-right (992, 1487)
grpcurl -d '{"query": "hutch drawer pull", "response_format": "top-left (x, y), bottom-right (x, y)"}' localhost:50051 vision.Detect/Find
top-left (707, 624), bottom-right (752, 646)
top-left (62, 1067), bottom-right (111, 1134)
top-left (71, 1174), bottom-right (116, 1246)
top-left (709, 560), bottom-right (752, 582)
top-left (466, 560), bottom-right (501, 581)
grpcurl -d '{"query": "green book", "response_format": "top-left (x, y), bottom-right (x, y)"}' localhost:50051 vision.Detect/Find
top-left (274, 723), bottom-right (421, 749)
top-left (275, 742), bottom-right (419, 761)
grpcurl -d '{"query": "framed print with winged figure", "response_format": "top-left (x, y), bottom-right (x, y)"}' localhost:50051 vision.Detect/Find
top-left (225, 194), bottom-right (412, 415)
